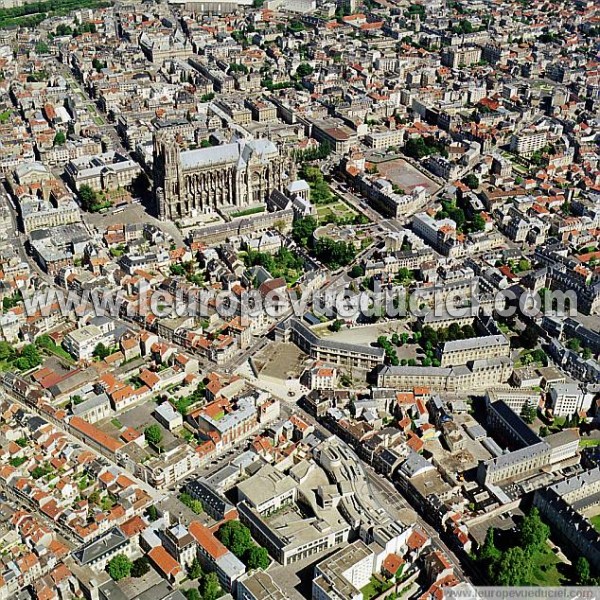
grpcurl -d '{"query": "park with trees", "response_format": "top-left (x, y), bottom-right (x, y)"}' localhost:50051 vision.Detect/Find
top-left (291, 215), bottom-right (357, 269)
top-left (475, 507), bottom-right (598, 586)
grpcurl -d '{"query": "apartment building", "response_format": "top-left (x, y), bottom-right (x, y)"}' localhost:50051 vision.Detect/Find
top-left (509, 128), bottom-right (548, 155)
top-left (73, 527), bottom-right (132, 570)
top-left (312, 541), bottom-right (374, 600)
top-left (162, 523), bottom-right (196, 568)
top-left (477, 399), bottom-right (553, 485)
top-left (71, 393), bottom-right (112, 424)
top-left (548, 383), bottom-right (593, 417)
top-left (63, 325), bottom-right (106, 361)
top-left (20, 199), bottom-right (80, 234)
top-left (441, 46), bottom-right (482, 68)
top-left (244, 98), bottom-right (278, 123)
top-left (365, 126), bottom-right (405, 149)
top-left (310, 120), bottom-right (358, 154)
top-left (485, 389), bottom-right (541, 414)
top-left (477, 441), bottom-right (551, 485)
top-left (354, 176), bottom-right (429, 218)
top-left (237, 571), bottom-right (287, 600)
top-left (306, 365), bottom-right (337, 390)
top-left (142, 444), bottom-right (202, 489)
top-left (438, 335), bottom-right (510, 367)
top-left (412, 213), bottom-right (462, 257)
top-left (215, 99), bottom-right (252, 125)
top-left (239, 497), bottom-right (350, 567)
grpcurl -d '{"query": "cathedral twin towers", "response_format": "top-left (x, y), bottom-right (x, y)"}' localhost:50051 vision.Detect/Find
top-left (153, 133), bottom-right (289, 221)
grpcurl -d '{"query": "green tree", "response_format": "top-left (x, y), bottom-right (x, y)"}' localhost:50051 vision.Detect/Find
top-left (179, 492), bottom-right (204, 514)
top-left (329, 319), bottom-right (343, 332)
top-left (472, 214), bottom-right (486, 232)
top-left (35, 40), bottom-right (49, 54)
top-left (520, 327), bottom-right (539, 350)
top-left (131, 557), bottom-right (150, 578)
top-left (217, 521), bottom-right (253, 558)
top-left (314, 238), bottom-right (356, 269)
top-left (107, 554), bottom-right (132, 581)
top-left (183, 590), bottom-right (201, 600)
top-left (92, 57), bottom-right (105, 72)
top-left (530, 349), bottom-right (548, 366)
top-left (520, 401), bottom-right (537, 424)
top-left (201, 572), bottom-right (221, 600)
top-left (188, 556), bottom-right (204, 579)
top-left (296, 63), bottom-right (313, 77)
top-left (349, 264), bottom-right (364, 278)
top-left (292, 216), bottom-right (318, 246)
top-left (519, 507), bottom-right (550, 551)
top-left (147, 505), bottom-right (159, 521)
top-left (404, 136), bottom-right (447, 159)
top-left (92, 343), bottom-right (111, 360)
top-left (31, 464), bottom-right (52, 479)
top-left (2, 293), bottom-right (19, 310)
top-left (78, 184), bottom-right (102, 212)
top-left (495, 547), bottom-right (531, 585)
top-left (245, 545), bottom-right (270, 569)
top-left (463, 173), bottom-right (479, 189)
top-left (478, 527), bottom-right (502, 563)
top-left (16, 344), bottom-right (41, 370)
top-left (53, 131), bottom-right (66, 146)
top-left (144, 424), bottom-right (162, 447)
top-left (575, 557), bottom-right (590, 585)
top-left (170, 263), bottom-right (186, 276)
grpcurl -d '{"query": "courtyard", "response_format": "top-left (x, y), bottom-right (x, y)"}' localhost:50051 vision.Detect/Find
top-left (370, 157), bottom-right (441, 195)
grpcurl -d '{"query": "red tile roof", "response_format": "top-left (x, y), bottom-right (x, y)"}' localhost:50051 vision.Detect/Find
top-left (148, 546), bottom-right (181, 578)
top-left (188, 521), bottom-right (228, 560)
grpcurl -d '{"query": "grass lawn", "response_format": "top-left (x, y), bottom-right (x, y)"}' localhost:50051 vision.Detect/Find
top-left (41, 343), bottom-right (74, 364)
top-left (231, 205), bottom-right (265, 218)
top-left (111, 418), bottom-right (123, 429)
top-left (591, 515), bottom-right (600, 533)
top-left (580, 439), bottom-right (600, 448)
top-left (529, 545), bottom-right (566, 586)
top-left (361, 576), bottom-right (392, 600)
top-left (316, 201), bottom-right (358, 221)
